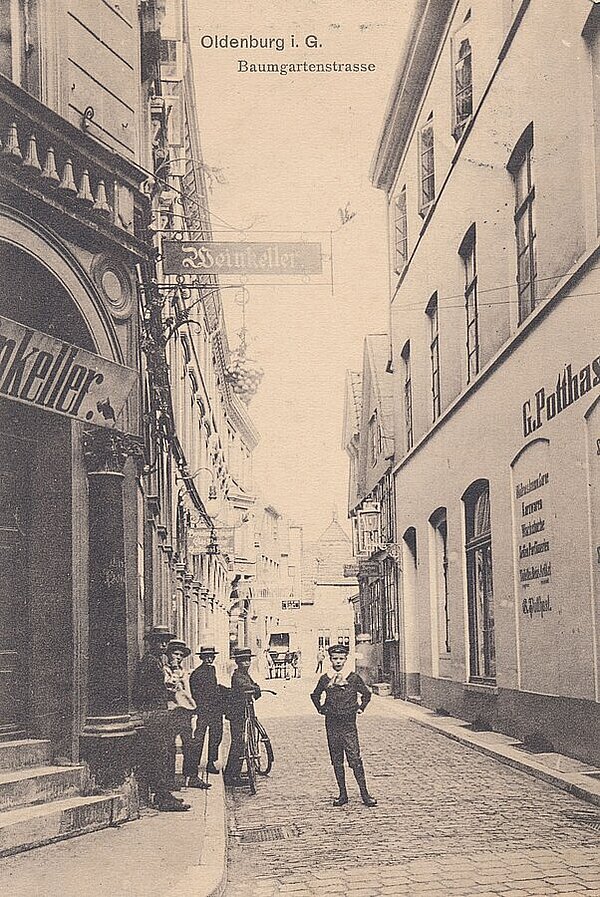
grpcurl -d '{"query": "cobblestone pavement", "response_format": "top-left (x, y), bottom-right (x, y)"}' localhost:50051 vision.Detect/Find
top-left (224, 681), bottom-right (600, 897)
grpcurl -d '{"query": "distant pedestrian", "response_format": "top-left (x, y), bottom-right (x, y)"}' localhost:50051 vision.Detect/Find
top-left (310, 643), bottom-right (377, 808)
top-left (165, 640), bottom-right (206, 791)
top-left (189, 646), bottom-right (224, 782)
top-left (315, 646), bottom-right (325, 674)
top-left (133, 625), bottom-right (190, 812)
top-left (223, 647), bottom-right (261, 786)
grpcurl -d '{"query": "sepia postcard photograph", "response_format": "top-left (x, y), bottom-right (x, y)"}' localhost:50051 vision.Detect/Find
top-left (0, 1), bottom-right (599, 895)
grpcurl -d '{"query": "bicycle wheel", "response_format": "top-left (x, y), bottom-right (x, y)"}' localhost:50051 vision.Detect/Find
top-left (243, 717), bottom-right (256, 794)
top-left (254, 720), bottom-right (274, 775)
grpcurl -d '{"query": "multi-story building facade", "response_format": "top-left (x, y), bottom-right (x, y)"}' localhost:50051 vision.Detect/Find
top-left (371, 0), bottom-right (600, 763)
top-left (0, 0), bottom-right (262, 849)
top-left (0, 0), bottom-right (163, 838)
top-left (143, 0), bottom-right (260, 684)
top-left (301, 515), bottom-right (357, 673)
top-left (343, 336), bottom-right (400, 691)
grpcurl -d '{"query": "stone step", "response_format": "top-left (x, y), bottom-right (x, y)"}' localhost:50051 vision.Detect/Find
top-left (0, 739), bottom-right (53, 772)
top-left (0, 793), bottom-right (117, 857)
top-left (0, 765), bottom-right (85, 812)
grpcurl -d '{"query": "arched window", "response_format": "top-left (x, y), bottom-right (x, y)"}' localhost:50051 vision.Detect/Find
top-left (463, 480), bottom-right (496, 681)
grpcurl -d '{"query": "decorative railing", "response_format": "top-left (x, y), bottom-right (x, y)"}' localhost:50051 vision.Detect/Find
top-left (0, 75), bottom-right (151, 256)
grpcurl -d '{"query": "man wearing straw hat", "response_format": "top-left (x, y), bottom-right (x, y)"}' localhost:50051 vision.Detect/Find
top-left (223, 647), bottom-right (261, 786)
top-left (133, 625), bottom-right (190, 812)
top-left (165, 639), bottom-right (208, 791)
top-left (189, 646), bottom-right (225, 783)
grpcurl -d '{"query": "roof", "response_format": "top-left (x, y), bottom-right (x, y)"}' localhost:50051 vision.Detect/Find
top-left (318, 513), bottom-right (352, 545)
top-left (342, 369), bottom-right (363, 450)
top-left (370, 0), bottom-right (455, 193)
top-left (365, 334), bottom-right (394, 444)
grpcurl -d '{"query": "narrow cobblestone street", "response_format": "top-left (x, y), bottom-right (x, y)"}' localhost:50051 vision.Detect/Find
top-left (224, 682), bottom-right (600, 897)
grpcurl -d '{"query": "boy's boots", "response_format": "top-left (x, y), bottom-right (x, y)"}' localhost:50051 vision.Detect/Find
top-left (352, 760), bottom-right (377, 807)
top-left (332, 763), bottom-right (348, 806)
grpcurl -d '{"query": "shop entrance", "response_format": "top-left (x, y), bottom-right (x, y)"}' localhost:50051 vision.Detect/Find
top-left (0, 430), bottom-right (30, 738)
top-left (0, 400), bottom-right (74, 749)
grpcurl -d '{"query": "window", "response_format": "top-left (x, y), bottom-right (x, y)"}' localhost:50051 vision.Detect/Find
top-left (318, 629), bottom-right (331, 649)
top-left (508, 124), bottom-right (537, 323)
top-left (394, 187), bottom-right (408, 272)
top-left (383, 559), bottom-right (398, 641)
top-left (453, 38), bottom-right (473, 139)
top-left (464, 480), bottom-right (496, 682)
top-left (368, 410), bottom-right (381, 467)
top-left (0, 0), bottom-right (40, 97)
top-left (401, 341), bottom-right (413, 451)
top-left (419, 119), bottom-right (435, 212)
top-left (369, 582), bottom-right (382, 643)
top-left (459, 224), bottom-right (479, 382)
top-left (429, 508), bottom-right (450, 654)
top-left (426, 293), bottom-right (441, 420)
top-left (160, 39), bottom-right (177, 63)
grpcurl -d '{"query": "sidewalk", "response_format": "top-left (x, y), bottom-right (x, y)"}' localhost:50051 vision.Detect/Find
top-left (371, 693), bottom-right (600, 809)
top-left (2, 687), bottom-right (599, 897)
top-left (0, 772), bottom-right (227, 897)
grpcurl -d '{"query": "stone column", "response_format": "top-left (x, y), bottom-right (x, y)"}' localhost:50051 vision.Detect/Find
top-left (81, 427), bottom-right (139, 735)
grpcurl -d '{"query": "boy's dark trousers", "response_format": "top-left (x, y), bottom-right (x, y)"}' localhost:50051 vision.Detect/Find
top-left (224, 715), bottom-right (244, 781)
top-left (193, 708), bottom-right (224, 771)
top-left (325, 713), bottom-right (370, 800)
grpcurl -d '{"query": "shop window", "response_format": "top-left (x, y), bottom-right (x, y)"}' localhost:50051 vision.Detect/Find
top-left (401, 340), bottom-right (414, 451)
top-left (463, 480), bottom-right (496, 682)
top-left (508, 123), bottom-right (537, 323)
top-left (429, 508), bottom-right (450, 655)
top-left (459, 224), bottom-right (479, 382)
top-left (394, 186), bottom-right (408, 272)
top-left (425, 292), bottom-right (441, 421)
top-left (0, 0), bottom-right (40, 98)
top-left (419, 116), bottom-right (435, 214)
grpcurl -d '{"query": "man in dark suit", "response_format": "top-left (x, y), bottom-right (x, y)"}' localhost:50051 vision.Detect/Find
top-left (133, 625), bottom-right (190, 812)
top-left (189, 646), bottom-right (224, 782)
top-left (223, 647), bottom-right (261, 786)
top-left (311, 643), bottom-right (377, 808)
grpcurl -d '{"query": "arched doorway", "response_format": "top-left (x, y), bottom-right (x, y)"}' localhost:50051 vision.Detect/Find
top-left (0, 228), bottom-right (132, 756)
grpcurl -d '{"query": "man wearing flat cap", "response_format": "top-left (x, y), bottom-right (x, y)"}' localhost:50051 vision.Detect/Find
top-left (133, 625), bottom-right (190, 812)
top-left (189, 646), bottom-right (224, 783)
top-left (223, 647), bottom-right (261, 786)
top-left (311, 642), bottom-right (377, 808)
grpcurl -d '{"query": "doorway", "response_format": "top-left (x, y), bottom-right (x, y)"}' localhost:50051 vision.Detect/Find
top-left (0, 431), bottom-right (30, 738)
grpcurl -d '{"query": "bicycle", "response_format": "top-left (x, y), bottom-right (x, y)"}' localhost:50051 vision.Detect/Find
top-left (242, 688), bottom-right (275, 794)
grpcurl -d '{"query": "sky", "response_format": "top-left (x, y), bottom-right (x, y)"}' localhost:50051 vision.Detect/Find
top-left (187, 0), bottom-right (413, 540)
